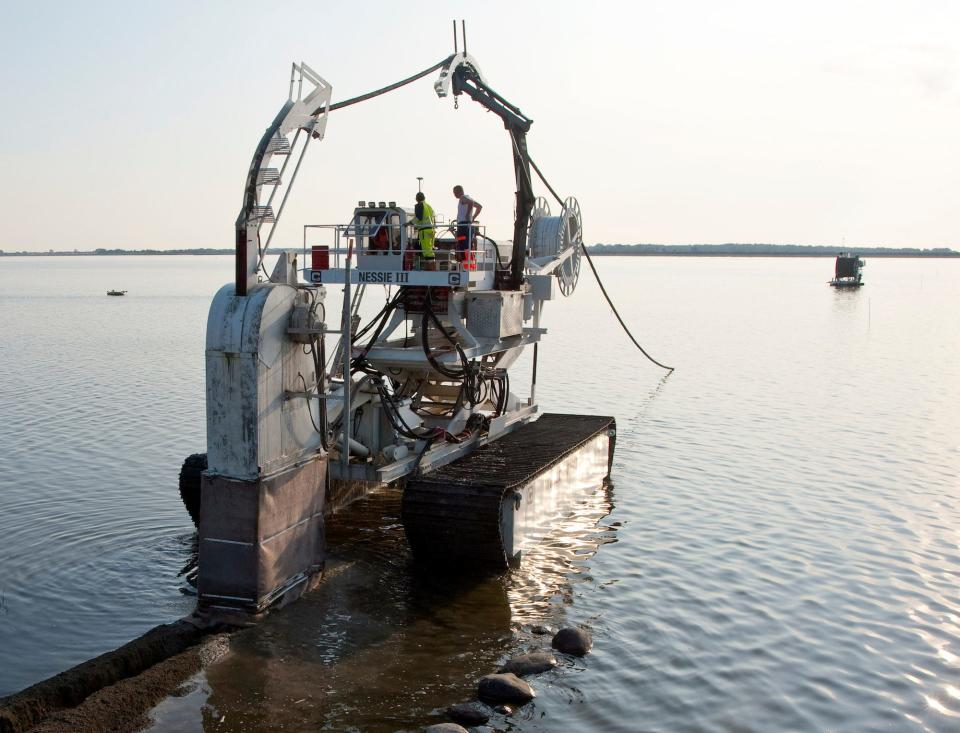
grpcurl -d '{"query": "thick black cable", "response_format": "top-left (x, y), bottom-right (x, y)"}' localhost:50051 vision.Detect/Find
top-left (317, 335), bottom-right (329, 449)
top-left (376, 382), bottom-right (433, 441)
top-left (350, 289), bottom-right (406, 370)
top-left (579, 246), bottom-right (675, 371)
top-left (410, 432), bottom-right (439, 477)
top-left (421, 290), bottom-right (469, 379)
top-left (526, 156), bottom-right (563, 206)
top-left (477, 232), bottom-right (511, 272)
top-left (354, 288), bottom-right (400, 341)
top-left (527, 155), bottom-right (675, 372)
top-left (316, 56), bottom-right (455, 115)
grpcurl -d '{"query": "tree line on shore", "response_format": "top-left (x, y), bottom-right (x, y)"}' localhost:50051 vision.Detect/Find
top-left (587, 243), bottom-right (958, 257)
top-left (2, 244), bottom-right (957, 257)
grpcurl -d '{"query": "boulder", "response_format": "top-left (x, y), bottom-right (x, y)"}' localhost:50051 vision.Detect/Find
top-left (446, 703), bottom-right (489, 726)
top-left (499, 651), bottom-right (558, 677)
top-left (552, 626), bottom-right (593, 656)
top-left (477, 673), bottom-right (535, 705)
top-left (494, 704), bottom-right (513, 715)
top-left (531, 624), bottom-right (553, 636)
top-left (424, 724), bottom-right (468, 733)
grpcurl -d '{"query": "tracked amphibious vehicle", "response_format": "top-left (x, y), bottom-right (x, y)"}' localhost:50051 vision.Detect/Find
top-left (182, 36), bottom-right (616, 621)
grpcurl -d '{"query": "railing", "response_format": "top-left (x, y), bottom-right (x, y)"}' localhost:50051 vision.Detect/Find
top-left (302, 221), bottom-right (499, 277)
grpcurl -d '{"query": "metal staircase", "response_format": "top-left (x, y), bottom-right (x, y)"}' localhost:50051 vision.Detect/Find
top-left (236, 63), bottom-right (332, 294)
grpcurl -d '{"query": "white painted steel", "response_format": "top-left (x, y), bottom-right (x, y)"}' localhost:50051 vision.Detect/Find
top-left (282, 62), bottom-right (332, 139)
top-left (531, 196), bottom-right (551, 223)
top-left (373, 403), bottom-right (538, 483)
top-left (205, 283), bottom-right (324, 481)
top-left (243, 64), bottom-right (332, 292)
top-left (304, 269), bottom-right (478, 287)
top-left (559, 196), bottom-right (583, 296)
top-left (527, 197), bottom-right (582, 297)
top-left (434, 52), bottom-right (485, 98)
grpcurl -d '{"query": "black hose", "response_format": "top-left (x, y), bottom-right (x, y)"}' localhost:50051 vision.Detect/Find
top-left (316, 56), bottom-right (455, 116)
top-left (410, 432), bottom-right (438, 476)
top-left (579, 246), bottom-right (675, 371)
top-left (527, 154), bottom-right (675, 373)
top-left (476, 232), bottom-right (511, 272)
top-left (318, 336), bottom-right (329, 449)
top-left (375, 381), bottom-right (431, 441)
top-left (354, 288), bottom-right (403, 341)
top-left (420, 290), bottom-right (468, 380)
top-left (351, 289), bottom-right (405, 368)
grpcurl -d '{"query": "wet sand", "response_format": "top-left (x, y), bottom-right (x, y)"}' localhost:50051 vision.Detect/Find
top-left (0, 622), bottom-right (216, 733)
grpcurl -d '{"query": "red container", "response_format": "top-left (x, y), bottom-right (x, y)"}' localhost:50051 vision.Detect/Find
top-left (311, 245), bottom-right (330, 270)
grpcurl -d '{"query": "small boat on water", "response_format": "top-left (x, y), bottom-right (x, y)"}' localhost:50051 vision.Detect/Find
top-left (829, 252), bottom-right (865, 288)
top-left (107, 290), bottom-right (128, 296)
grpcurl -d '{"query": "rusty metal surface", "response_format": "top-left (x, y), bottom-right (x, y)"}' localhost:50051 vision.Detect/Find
top-left (401, 413), bottom-right (615, 568)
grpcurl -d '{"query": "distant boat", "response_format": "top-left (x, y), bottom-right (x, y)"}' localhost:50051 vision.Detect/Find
top-left (107, 290), bottom-right (128, 296)
top-left (829, 253), bottom-right (864, 288)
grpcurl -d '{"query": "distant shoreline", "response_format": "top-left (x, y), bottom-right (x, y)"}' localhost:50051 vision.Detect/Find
top-left (588, 244), bottom-right (959, 258)
top-left (1, 245), bottom-right (957, 258)
top-left (0, 249), bottom-right (239, 257)
top-left (588, 251), bottom-right (960, 258)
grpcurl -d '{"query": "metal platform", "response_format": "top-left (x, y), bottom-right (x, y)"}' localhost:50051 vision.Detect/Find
top-left (829, 280), bottom-right (865, 288)
top-left (402, 413), bottom-right (616, 569)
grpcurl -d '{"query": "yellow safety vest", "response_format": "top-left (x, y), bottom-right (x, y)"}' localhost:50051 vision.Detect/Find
top-left (414, 201), bottom-right (435, 257)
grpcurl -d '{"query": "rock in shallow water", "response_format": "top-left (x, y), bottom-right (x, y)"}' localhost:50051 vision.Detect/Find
top-left (531, 624), bottom-right (553, 635)
top-left (424, 724), bottom-right (469, 733)
top-left (552, 627), bottom-right (593, 656)
top-left (477, 673), bottom-right (535, 705)
top-left (499, 651), bottom-right (558, 676)
top-left (446, 702), bottom-right (490, 726)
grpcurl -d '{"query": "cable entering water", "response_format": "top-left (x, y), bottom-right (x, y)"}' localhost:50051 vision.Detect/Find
top-left (527, 156), bottom-right (675, 372)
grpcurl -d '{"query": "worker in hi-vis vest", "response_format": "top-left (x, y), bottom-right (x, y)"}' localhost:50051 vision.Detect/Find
top-left (413, 192), bottom-right (436, 269)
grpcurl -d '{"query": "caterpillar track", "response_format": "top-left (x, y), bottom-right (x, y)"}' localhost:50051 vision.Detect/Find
top-left (402, 413), bottom-right (616, 569)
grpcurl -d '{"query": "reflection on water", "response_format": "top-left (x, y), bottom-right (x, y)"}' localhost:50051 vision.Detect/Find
top-left (507, 481), bottom-right (616, 629)
top-left (829, 284), bottom-right (865, 316)
top-left (148, 482), bottom-right (616, 732)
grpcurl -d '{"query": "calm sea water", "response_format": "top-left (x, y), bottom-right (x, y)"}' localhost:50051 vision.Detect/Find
top-left (1, 255), bottom-right (958, 732)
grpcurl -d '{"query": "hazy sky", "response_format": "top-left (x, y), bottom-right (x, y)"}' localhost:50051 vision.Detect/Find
top-left (1, 1), bottom-right (957, 251)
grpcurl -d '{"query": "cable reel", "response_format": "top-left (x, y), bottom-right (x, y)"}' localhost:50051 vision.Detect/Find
top-left (531, 196), bottom-right (551, 223)
top-left (528, 195), bottom-right (582, 296)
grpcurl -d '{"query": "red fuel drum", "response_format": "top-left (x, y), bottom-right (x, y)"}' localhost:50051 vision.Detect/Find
top-left (311, 245), bottom-right (330, 270)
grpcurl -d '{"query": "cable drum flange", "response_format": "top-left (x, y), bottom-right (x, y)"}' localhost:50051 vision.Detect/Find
top-left (531, 196), bottom-right (551, 223)
top-left (560, 196), bottom-right (582, 296)
top-left (528, 195), bottom-right (582, 296)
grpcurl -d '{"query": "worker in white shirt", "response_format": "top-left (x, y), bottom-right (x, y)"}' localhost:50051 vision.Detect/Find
top-left (452, 185), bottom-right (482, 268)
